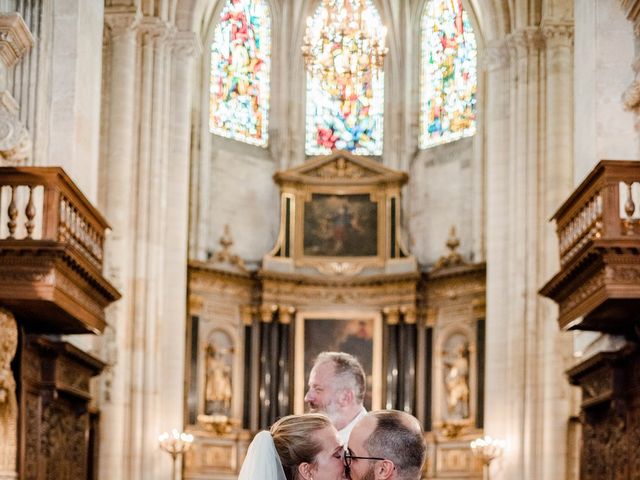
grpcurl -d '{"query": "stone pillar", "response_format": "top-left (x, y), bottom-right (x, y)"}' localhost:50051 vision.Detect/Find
top-left (99, 8), bottom-right (140, 480)
top-left (541, 22), bottom-right (575, 480)
top-left (158, 29), bottom-right (200, 476)
top-left (485, 24), bottom-right (574, 480)
top-left (483, 36), bottom-right (511, 480)
top-left (127, 18), bottom-right (174, 480)
top-left (0, 308), bottom-right (18, 480)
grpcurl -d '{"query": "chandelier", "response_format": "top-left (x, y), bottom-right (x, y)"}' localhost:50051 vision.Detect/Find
top-left (301, 0), bottom-right (387, 83)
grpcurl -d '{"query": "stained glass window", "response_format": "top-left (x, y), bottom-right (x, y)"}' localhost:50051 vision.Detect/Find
top-left (210, 0), bottom-right (271, 146)
top-left (420, 0), bottom-right (477, 149)
top-left (304, 0), bottom-right (385, 156)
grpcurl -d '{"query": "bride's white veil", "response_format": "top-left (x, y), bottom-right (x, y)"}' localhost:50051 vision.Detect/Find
top-left (238, 430), bottom-right (287, 480)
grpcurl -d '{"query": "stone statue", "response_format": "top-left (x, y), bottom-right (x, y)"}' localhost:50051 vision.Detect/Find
top-left (444, 342), bottom-right (470, 420)
top-left (0, 308), bottom-right (18, 480)
top-left (205, 344), bottom-right (233, 415)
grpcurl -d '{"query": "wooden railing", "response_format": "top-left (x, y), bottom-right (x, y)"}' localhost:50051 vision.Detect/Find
top-left (542, 160), bottom-right (640, 332)
top-left (0, 167), bottom-right (108, 270)
top-left (552, 160), bottom-right (640, 268)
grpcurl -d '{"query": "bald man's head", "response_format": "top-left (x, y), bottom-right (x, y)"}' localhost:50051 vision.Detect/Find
top-left (362, 411), bottom-right (426, 479)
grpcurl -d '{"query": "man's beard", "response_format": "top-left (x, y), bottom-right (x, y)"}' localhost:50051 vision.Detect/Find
top-left (308, 398), bottom-right (342, 425)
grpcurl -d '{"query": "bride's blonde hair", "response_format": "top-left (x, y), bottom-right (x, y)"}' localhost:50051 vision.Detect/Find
top-left (270, 414), bottom-right (333, 480)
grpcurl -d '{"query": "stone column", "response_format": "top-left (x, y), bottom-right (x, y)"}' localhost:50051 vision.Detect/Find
top-left (127, 18), bottom-right (174, 480)
top-left (541, 22), bottom-right (575, 480)
top-left (485, 22), bottom-right (576, 480)
top-left (158, 29), bottom-right (200, 476)
top-left (482, 36), bottom-right (511, 479)
top-left (0, 308), bottom-right (18, 480)
top-left (99, 8), bottom-right (140, 480)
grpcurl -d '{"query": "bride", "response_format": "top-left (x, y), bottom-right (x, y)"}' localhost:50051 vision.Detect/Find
top-left (238, 413), bottom-right (346, 480)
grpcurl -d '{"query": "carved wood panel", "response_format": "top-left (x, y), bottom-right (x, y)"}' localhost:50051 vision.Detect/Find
top-left (18, 335), bottom-right (103, 480)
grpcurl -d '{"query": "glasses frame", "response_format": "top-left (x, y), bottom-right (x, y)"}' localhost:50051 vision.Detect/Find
top-left (343, 448), bottom-right (387, 475)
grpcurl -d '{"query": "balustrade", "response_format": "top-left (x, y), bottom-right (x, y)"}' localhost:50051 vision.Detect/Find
top-left (541, 160), bottom-right (640, 333)
top-left (0, 167), bottom-right (106, 269)
top-left (0, 167), bottom-right (119, 333)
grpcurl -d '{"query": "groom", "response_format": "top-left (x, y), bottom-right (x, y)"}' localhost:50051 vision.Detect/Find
top-left (345, 410), bottom-right (426, 480)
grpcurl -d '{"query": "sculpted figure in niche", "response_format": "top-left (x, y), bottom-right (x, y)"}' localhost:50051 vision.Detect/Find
top-left (205, 343), bottom-right (233, 415)
top-left (444, 341), bottom-right (470, 420)
top-left (0, 308), bottom-right (18, 477)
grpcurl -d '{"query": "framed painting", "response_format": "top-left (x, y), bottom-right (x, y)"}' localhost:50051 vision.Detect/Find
top-left (302, 193), bottom-right (378, 257)
top-left (293, 311), bottom-right (383, 414)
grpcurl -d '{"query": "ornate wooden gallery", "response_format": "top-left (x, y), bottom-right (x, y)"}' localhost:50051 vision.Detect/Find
top-left (0, 167), bottom-right (120, 479)
top-left (541, 160), bottom-right (640, 480)
top-left (185, 152), bottom-right (486, 479)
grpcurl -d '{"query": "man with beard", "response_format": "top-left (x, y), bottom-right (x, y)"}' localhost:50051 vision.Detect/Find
top-left (344, 410), bottom-right (426, 480)
top-left (304, 351), bottom-right (367, 444)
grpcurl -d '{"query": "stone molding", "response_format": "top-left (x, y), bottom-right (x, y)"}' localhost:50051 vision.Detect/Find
top-left (138, 16), bottom-right (175, 48)
top-left (0, 91), bottom-right (31, 165)
top-left (0, 13), bottom-right (33, 68)
top-left (507, 27), bottom-right (545, 59)
top-left (172, 30), bottom-right (202, 58)
top-left (621, 0), bottom-right (640, 113)
top-left (481, 39), bottom-right (509, 71)
top-left (104, 7), bottom-right (141, 40)
top-left (623, 53), bottom-right (640, 113)
top-left (541, 22), bottom-right (574, 48)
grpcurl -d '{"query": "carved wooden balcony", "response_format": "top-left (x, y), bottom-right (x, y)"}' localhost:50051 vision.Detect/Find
top-left (540, 160), bottom-right (640, 334)
top-left (0, 167), bottom-right (120, 334)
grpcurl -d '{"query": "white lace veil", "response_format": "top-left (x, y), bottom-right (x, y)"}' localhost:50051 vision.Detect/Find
top-left (238, 430), bottom-right (287, 480)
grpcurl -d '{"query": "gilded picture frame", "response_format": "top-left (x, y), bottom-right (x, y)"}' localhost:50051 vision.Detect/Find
top-left (293, 310), bottom-right (383, 414)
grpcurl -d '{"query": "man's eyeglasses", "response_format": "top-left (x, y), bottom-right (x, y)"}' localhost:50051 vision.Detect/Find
top-left (343, 448), bottom-right (387, 475)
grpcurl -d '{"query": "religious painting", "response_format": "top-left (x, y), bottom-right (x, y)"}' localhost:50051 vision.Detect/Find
top-left (303, 193), bottom-right (377, 257)
top-left (293, 312), bottom-right (383, 414)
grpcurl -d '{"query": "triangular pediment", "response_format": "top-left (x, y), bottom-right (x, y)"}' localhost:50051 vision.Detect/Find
top-left (274, 151), bottom-right (408, 186)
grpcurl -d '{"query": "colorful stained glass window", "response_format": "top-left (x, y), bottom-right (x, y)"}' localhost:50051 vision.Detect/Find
top-left (304, 1), bottom-right (385, 156)
top-left (210, 0), bottom-right (271, 146)
top-left (420, 0), bottom-right (477, 149)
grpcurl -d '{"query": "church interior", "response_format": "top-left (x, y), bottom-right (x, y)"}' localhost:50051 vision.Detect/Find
top-left (0, 0), bottom-right (639, 479)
